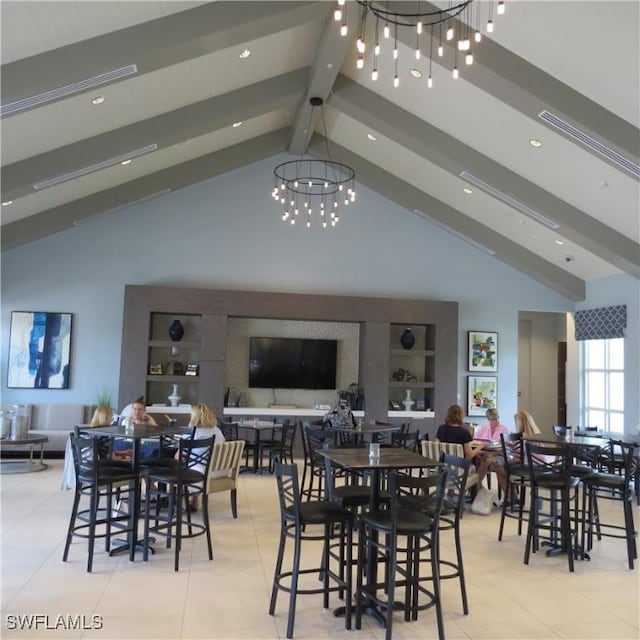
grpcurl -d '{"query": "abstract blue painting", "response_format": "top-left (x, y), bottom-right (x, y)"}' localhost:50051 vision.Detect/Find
top-left (7, 311), bottom-right (72, 389)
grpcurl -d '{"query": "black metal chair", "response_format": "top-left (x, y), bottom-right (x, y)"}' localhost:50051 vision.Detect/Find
top-left (269, 462), bottom-right (355, 639)
top-left (497, 433), bottom-right (532, 540)
top-left (301, 426), bottom-right (335, 501)
top-left (261, 421), bottom-right (296, 472)
top-left (355, 468), bottom-right (449, 640)
top-left (142, 435), bottom-right (215, 571)
top-left (581, 439), bottom-right (638, 569)
top-left (63, 431), bottom-right (138, 572)
top-left (523, 441), bottom-right (581, 572)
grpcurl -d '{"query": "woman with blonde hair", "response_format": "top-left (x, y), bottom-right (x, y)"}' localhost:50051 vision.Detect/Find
top-left (514, 410), bottom-right (542, 436)
top-left (90, 405), bottom-right (114, 427)
top-left (184, 403), bottom-right (225, 511)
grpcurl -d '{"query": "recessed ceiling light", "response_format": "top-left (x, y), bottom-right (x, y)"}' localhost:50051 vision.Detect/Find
top-left (554, 239), bottom-right (565, 246)
top-left (2, 200), bottom-right (13, 206)
top-left (529, 138), bottom-right (542, 148)
top-left (367, 133), bottom-right (377, 141)
top-left (410, 68), bottom-right (422, 78)
top-left (232, 121), bottom-right (242, 128)
top-left (463, 187), bottom-right (473, 194)
top-left (121, 159), bottom-right (132, 166)
top-left (239, 49), bottom-right (251, 59)
top-left (91, 96), bottom-right (105, 105)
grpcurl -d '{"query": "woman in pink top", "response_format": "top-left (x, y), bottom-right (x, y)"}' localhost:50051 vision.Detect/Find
top-left (474, 409), bottom-right (511, 488)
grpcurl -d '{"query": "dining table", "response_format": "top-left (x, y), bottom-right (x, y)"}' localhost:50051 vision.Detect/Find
top-left (317, 446), bottom-right (438, 627)
top-left (236, 419), bottom-right (283, 474)
top-left (331, 422), bottom-right (402, 445)
top-left (83, 423), bottom-right (189, 559)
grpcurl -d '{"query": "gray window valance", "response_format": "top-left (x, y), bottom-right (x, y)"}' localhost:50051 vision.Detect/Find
top-left (575, 305), bottom-right (627, 341)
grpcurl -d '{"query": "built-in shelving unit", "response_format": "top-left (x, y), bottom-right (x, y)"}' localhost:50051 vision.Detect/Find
top-left (145, 313), bottom-right (203, 406)
top-left (118, 286), bottom-right (458, 436)
top-left (388, 325), bottom-right (436, 412)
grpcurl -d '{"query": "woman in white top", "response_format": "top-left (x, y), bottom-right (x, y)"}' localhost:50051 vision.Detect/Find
top-left (185, 403), bottom-right (225, 511)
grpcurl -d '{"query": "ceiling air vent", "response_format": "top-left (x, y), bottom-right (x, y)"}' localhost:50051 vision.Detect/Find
top-left (33, 144), bottom-right (158, 190)
top-left (0, 65), bottom-right (138, 117)
top-left (538, 110), bottom-right (639, 179)
top-left (412, 210), bottom-right (496, 256)
top-left (459, 171), bottom-right (560, 230)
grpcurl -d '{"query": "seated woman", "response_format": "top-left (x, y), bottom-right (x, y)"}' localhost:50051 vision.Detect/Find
top-left (182, 403), bottom-right (225, 512)
top-left (436, 404), bottom-right (482, 463)
top-left (491, 410), bottom-right (543, 493)
top-left (473, 408), bottom-right (511, 488)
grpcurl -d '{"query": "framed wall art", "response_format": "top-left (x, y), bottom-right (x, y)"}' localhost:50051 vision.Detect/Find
top-left (467, 375), bottom-right (497, 417)
top-left (7, 311), bottom-right (72, 389)
top-left (468, 330), bottom-right (498, 372)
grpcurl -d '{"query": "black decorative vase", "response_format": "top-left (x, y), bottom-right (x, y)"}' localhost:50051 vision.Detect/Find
top-left (400, 328), bottom-right (415, 350)
top-left (168, 319), bottom-right (184, 342)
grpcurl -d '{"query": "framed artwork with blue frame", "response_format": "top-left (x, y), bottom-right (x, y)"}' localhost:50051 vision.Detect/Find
top-left (7, 311), bottom-right (72, 389)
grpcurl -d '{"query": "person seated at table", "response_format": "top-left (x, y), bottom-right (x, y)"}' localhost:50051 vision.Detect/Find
top-left (113, 397), bottom-right (158, 460)
top-left (473, 409), bottom-right (511, 488)
top-left (182, 403), bottom-right (225, 512)
top-left (436, 404), bottom-right (482, 462)
top-left (90, 405), bottom-right (114, 427)
top-left (491, 410), bottom-right (544, 493)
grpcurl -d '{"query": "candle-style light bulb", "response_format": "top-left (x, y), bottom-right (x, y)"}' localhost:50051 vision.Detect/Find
top-left (340, 24), bottom-right (348, 36)
top-left (334, 9), bottom-right (342, 21)
top-left (497, 1), bottom-right (505, 15)
top-left (393, 75), bottom-right (399, 88)
top-left (438, 44), bottom-right (444, 57)
top-left (446, 26), bottom-right (454, 41)
top-left (356, 56), bottom-right (364, 69)
top-left (452, 66), bottom-right (459, 79)
top-left (427, 75), bottom-right (433, 88)
top-left (383, 24), bottom-right (390, 38)
top-left (487, 19), bottom-right (494, 33)
top-left (465, 52), bottom-right (473, 65)
top-left (371, 68), bottom-right (378, 81)
top-left (474, 30), bottom-right (482, 43)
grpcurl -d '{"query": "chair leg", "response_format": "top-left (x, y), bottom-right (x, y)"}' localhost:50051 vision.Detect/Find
top-left (269, 526), bottom-right (287, 616)
top-left (87, 484), bottom-right (99, 573)
top-left (202, 493), bottom-right (213, 561)
top-left (230, 489), bottom-right (238, 518)
top-left (454, 519), bottom-right (469, 614)
top-left (286, 530), bottom-right (302, 640)
top-left (524, 490), bottom-right (536, 565)
top-left (63, 488), bottom-right (81, 561)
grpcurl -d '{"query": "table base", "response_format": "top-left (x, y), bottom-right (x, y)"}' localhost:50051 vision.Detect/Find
top-left (0, 460), bottom-right (47, 474)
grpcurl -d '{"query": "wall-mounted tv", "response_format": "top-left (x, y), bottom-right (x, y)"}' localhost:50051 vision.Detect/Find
top-left (249, 337), bottom-right (337, 390)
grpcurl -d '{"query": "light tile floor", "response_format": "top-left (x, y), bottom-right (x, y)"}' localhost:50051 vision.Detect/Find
top-left (1, 461), bottom-right (638, 639)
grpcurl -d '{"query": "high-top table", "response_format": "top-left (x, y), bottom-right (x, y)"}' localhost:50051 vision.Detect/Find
top-left (85, 424), bottom-right (187, 559)
top-left (236, 419), bottom-right (283, 474)
top-left (317, 447), bottom-right (438, 627)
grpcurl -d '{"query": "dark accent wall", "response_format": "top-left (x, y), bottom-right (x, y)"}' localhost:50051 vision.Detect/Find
top-left (118, 285), bottom-right (458, 427)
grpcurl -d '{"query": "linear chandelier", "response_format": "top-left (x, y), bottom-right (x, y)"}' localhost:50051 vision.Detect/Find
top-left (272, 97), bottom-right (356, 229)
top-left (334, 0), bottom-right (506, 87)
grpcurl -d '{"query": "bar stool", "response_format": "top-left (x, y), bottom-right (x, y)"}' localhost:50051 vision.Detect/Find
top-left (581, 439), bottom-right (638, 569)
top-left (524, 441), bottom-right (580, 572)
top-left (269, 462), bottom-right (354, 639)
top-left (63, 431), bottom-right (138, 572)
top-left (142, 435), bottom-right (215, 571)
top-left (355, 468), bottom-right (449, 640)
top-left (497, 433), bottom-right (532, 540)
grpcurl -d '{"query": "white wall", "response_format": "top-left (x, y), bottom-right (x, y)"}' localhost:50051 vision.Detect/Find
top-left (0, 154), bottom-right (592, 426)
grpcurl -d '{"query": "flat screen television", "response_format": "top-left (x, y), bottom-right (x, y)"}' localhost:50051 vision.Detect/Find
top-left (249, 337), bottom-right (337, 390)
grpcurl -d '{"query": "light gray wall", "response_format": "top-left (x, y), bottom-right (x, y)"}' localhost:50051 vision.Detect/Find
top-left (0, 154), bottom-right (606, 426)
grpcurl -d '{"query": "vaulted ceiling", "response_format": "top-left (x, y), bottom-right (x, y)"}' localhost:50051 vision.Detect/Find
top-left (2, 1), bottom-right (639, 301)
